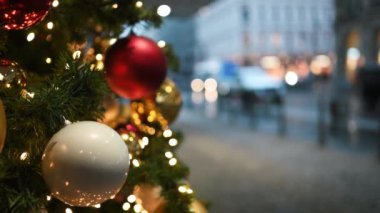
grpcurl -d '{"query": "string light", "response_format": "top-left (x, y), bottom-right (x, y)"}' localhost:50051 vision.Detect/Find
top-left (135, 1), bottom-right (143, 8)
top-left (46, 57), bottom-right (52, 64)
top-left (46, 195), bottom-right (52, 201)
top-left (133, 204), bottom-right (143, 213)
top-left (127, 194), bottom-right (136, 203)
top-left (72, 50), bottom-right (81, 59)
top-left (187, 188), bottom-right (193, 194)
top-left (178, 186), bottom-right (187, 193)
top-left (65, 208), bottom-right (73, 213)
top-left (112, 3), bottom-right (118, 9)
top-left (93, 204), bottom-right (101, 208)
top-left (47, 22), bottom-right (54, 30)
top-left (157, 5), bottom-right (171, 17)
top-left (122, 202), bottom-right (131, 211)
top-left (132, 159), bottom-right (140, 167)
top-left (169, 158), bottom-right (177, 166)
top-left (157, 40), bottom-right (166, 48)
top-left (109, 38), bottom-right (117, 45)
top-left (95, 54), bottom-right (103, 61)
top-left (168, 138), bottom-right (178, 147)
top-left (26, 32), bottom-right (35, 42)
top-left (20, 152), bottom-right (29, 161)
top-left (52, 0), bottom-right (59, 7)
top-left (163, 129), bottom-right (172, 138)
top-left (121, 133), bottom-right (129, 141)
top-left (165, 151), bottom-right (173, 159)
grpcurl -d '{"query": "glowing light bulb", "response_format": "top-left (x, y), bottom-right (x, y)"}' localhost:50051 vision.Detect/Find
top-left (46, 195), bottom-right (52, 201)
top-left (93, 204), bottom-right (101, 208)
top-left (134, 204), bottom-right (143, 213)
top-left (178, 186), bottom-right (187, 193)
top-left (157, 5), bottom-right (171, 17)
top-left (47, 22), bottom-right (54, 29)
top-left (122, 202), bottom-right (131, 211)
top-left (127, 195), bottom-right (136, 203)
top-left (109, 38), bottom-right (117, 45)
top-left (46, 57), bottom-right (52, 64)
top-left (169, 158), bottom-right (177, 166)
top-left (132, 159), bottom-right (140, 167)
top-left (165, 151), bottom-right (173, 159)
top-left (65, 208), bottom-right (73, 213)
top-left (285, 71), bottom-right (298, 86)
top-left (72, 50), bottom-right (81, 59)
top-left (20, 152), bottom-right (29, 161)
top-left (52, 0), bottom-right (59, 7)
top-left (163, 129), bottom-right (172, 138)
top-left (135, 1), bottom-right (143, 8)
top-left (27, 32), bottom-right (35, 42)
top-left (157, 40), bottom-right (166, 48)
top-left (95, 54), bottom-right (103, 61)
top-left (112, 3), bottom-right (118, 9)
top-left (169, 138), bottom-right (178, 146)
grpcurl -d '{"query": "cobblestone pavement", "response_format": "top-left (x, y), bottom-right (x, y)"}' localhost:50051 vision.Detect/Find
top-left (175, 108), bottom-right (380, 213)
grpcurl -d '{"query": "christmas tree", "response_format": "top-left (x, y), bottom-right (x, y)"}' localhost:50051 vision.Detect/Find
top-left (0, 0), bottom-right (204, 212)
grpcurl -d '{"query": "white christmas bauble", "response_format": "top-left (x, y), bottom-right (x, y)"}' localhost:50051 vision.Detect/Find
top-left (42, 121), bottom-right (130, 207)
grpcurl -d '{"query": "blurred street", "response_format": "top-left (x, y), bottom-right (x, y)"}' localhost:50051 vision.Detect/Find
top-left (175, 91), bottom-right (380, 213)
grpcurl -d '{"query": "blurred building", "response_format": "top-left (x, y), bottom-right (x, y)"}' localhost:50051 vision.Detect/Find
top-left (331, 0), bottom-right (380, 130)
top-left (195, 0), bottom-right (335, 64)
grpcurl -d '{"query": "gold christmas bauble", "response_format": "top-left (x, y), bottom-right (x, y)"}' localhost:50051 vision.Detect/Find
top-left (0, 99), bottom-right (6, 153)
top-left (155, 78), bottom-right (182, 124)
top-left (0, 59), bottom-right (27, 88)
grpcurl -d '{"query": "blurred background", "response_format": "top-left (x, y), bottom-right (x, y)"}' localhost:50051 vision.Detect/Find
top-left (141, 0), bottom-right (380, 212)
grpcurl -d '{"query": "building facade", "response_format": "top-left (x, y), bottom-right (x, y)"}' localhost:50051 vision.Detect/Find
top-left (195, 0), bottom-right (335, 64)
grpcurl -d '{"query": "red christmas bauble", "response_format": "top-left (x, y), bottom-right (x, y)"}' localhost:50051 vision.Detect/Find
top-left (0, 0), bottom-right (52, 30)
top-left (105, 35), bottom-right (167, 100)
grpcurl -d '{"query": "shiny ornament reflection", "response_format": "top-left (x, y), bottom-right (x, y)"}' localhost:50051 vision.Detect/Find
top-left (0, 0), bottom-right (52, 30)
top-left (42, 121), bottom-right (130, 207)
top-left (0, 59), bottom-right (27, 88)
top-left (0, 99), bottom-right (6, 153)
top-left (154, 79), bottom-right (182, 124)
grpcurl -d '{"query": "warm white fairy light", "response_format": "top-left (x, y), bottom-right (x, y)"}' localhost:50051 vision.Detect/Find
top-left (72, 50), bottom-right (81, 59)
top-left (163, 129), bottom-right (172, 138)
top-left (27, 32), bottom-right (35, 42)
top-left (129, 154), bottom-right (133, 159)
top-left (46, 195), bottom-right (52, 201)
top-left (20, 152), bottom-right (29, 161)
top-left (121, 133), bottom-right (129, 141)
top-left (95, 54), bottom-right (103, 61)
top-left (112, 3), bottom-right (118, 9)
top-left (93, 204), bottom-right (101, 208)
top-left (165, 151), bottom-right (173, 159)
top-left (134, 204), bottom-right (143, 213)
top-left (109, 38), bottom-right (117, 45)
top-left (169, 158), bottom-right (177, 166)
top-left (157, 40), bottom-right (166, 48)
top-left (127, 194), bottom-right (136, 203)
top-left (142, 136), bottom-right (149, 145)
top-left (122, 202), bottom-right (131, 211)
top-left (141, 210), bottom-right (148, 213)
top-left (186, 188), bottom-right (193, 194)
top-left (65, 208), bottom-right (73, 213)
top-left (46, 57), bottom-right (52, 64)
top-left (157, 5), bottom-right (171, 17)
top-left (135, 1), bottom-right (143, 8)
top-left (168, 138), bottom-right (178, 147)
top-left (52, 0), bottom-right (59, 7)
top-left (178, 186), bottom-right (187, 193)
top-left (132, 159), bottom-right (140, 167)
top-left (47, 22), bottom-right (54, 30)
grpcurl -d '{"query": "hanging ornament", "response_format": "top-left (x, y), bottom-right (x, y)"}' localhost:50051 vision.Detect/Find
top-left (105, 34), bottom-right (167, 100)
top-left (0, 99), bottom-right (6, 153)
top-left (0, 59), bottom-right (27, 88)
top-left (154, 78), bottom-right (182, 124)
top-left (41, 121), bottom-right (130, 207)
top-left (0, 0), bottom-right (52, 30)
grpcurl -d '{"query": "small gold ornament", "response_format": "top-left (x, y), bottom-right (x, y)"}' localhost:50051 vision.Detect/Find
top-left (154, 78), bottom-right (182, 125)
top-left (0, 59), bottom-right (27, 88)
